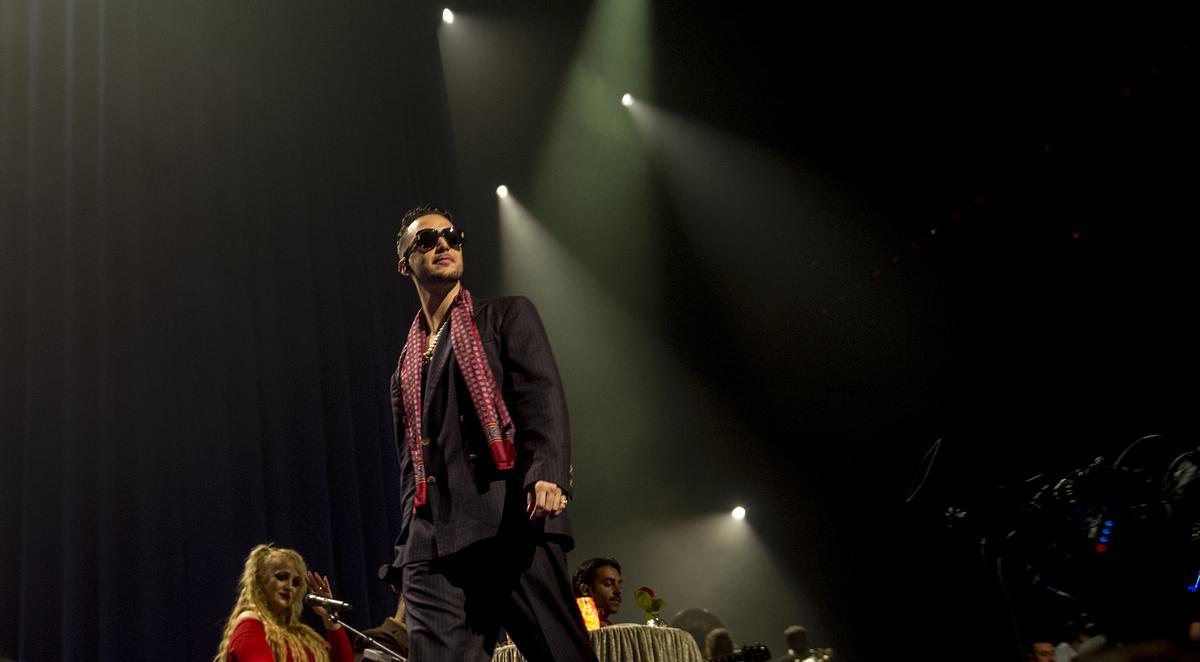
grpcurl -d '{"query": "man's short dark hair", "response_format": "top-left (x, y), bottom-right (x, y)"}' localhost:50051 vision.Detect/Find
top-left (571, 557), bottom-right (621, 597)
top-left (396, 204), bottom-right (457, 258)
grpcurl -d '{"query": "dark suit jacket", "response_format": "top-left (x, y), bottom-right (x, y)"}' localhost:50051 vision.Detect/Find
top-left (390, 295), bottom-right (573, 567)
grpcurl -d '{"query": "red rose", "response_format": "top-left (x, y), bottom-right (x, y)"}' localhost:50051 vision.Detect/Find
top-left (636, 586), bottom-right (655, 598)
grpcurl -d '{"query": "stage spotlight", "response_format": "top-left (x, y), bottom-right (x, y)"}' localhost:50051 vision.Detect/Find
top-left (621, 93), bottom-right (634, 107)
top-left (442, 8), bottom-right (455, 24)
top-left (496, 185), bottom-right (509, 198)
top-left (731, 506), bottom-right (746, 521)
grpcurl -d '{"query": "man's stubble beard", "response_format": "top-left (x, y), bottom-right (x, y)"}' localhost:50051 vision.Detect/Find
top-left (420, 264), bottom-right (463, 286)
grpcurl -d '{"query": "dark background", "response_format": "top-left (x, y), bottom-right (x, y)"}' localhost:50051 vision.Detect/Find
top-left (2, 1), bottom-right (1197, 660)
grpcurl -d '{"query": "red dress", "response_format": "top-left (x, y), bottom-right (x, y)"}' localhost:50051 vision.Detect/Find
top-left (227, 617), bottom-right (354, 662)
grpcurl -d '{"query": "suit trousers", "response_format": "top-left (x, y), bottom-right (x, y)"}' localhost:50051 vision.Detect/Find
top-left (402, 534), bottom-right (598, 662)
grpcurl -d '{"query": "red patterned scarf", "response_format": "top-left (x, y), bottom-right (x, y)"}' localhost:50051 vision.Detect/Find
top-left (398, 288), bottom-right (517, 511)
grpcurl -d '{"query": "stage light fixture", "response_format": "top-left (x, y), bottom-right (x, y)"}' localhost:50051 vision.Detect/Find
top-left (731, 506), bottom-right (746, 521)
top-left (442, 8), bottom-right (455, 24)
top-left (621, 93), bottom-right (634, 107)
top-left (496, 185), bottom-right (509, 198)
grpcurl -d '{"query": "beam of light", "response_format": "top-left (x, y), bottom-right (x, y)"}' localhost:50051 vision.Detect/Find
top-left (626, 99), bottom-right (887, 359)
top-left (442, 8), bottom-right (454, 24)
top-left (498, 195), bottom-right (743, 492)
top-left (627, 99), bottom-right (851, 283)
top-left (436, 4), bottom-right (559, 229)
top-left (498, 194), bottom-right (663, 441)
top-left (436, 8), bottom-right (497, 189)
top-left (527, 0), bottom-right (654, 305)
top-left (496, 185), bottom-right (508, 198)
top-left (578, 513), bottom-right (822, 654)
top-left (731, 506), bottom-right (746, 520)
top-left (621, 92), bottom-right (633, 107)
top-left (500, 195), bottom-right (806, 647)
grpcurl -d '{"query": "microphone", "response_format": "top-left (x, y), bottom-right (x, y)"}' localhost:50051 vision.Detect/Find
top-left (303, 593), bottom-right (352, 612)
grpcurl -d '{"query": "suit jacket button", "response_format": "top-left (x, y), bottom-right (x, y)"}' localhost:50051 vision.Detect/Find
top-left (426, 475), bottom-right (437, 485)
top-left (466, 453), bottom-right (478, 461)
top-left (420, 437), bottom-right (430, 446)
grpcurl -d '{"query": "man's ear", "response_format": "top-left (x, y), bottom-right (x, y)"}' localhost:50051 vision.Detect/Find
top-left (578, 584), bottom-right (590, 596)
top-left (398, 259), bottom-right (409, 276)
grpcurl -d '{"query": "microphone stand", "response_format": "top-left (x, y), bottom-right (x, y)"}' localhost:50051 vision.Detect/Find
top-left (328, 611), bottom-right (407, 662)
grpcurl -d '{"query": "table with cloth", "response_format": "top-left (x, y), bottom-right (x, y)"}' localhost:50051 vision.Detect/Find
top-left (492, 623), bottom-right (704, 662)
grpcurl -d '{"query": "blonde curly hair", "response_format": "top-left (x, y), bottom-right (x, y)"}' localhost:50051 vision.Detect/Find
top-left (213, 544), bottom-right (331, 662)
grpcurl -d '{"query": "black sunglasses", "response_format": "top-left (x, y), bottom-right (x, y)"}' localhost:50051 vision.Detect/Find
top-left (403, 226), bottom-right (466, 259)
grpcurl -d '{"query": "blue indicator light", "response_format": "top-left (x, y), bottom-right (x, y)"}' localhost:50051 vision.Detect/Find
top-left (1099, 536), bottom-right (1110, 543)
top-left (1102, 528), bottom-right (1112, 535)
top-left (1104, 520), bottom-right (1114, 527)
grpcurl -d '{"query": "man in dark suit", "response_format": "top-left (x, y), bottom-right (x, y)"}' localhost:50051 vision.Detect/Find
top-left (388, 205), bottom-right (597, 662)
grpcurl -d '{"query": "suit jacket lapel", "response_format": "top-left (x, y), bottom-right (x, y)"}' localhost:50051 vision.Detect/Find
top-left (422, 320), bottom-right (454, 420)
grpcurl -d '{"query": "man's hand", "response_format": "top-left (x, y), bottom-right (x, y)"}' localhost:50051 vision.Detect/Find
top-left (526, 480), bottom-right (567, 520)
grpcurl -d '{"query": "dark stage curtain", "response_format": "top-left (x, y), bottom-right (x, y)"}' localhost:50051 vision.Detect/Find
top-left (1, 2), bottom-right (459, 659)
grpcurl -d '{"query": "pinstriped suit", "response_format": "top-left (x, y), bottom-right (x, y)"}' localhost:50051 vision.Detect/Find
top-left (389, 296), bottom-right (597, 662)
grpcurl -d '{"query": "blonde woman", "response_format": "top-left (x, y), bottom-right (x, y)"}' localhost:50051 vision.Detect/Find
top-left (214, 544), bottom-right (354, 662)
